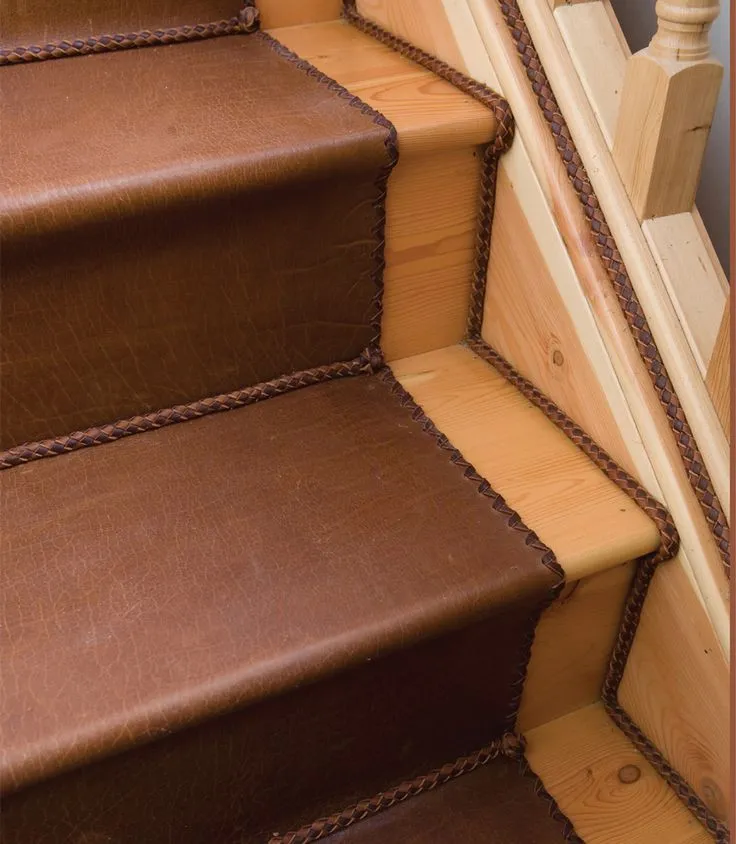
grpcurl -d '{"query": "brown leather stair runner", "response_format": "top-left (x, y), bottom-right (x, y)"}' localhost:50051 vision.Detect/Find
top-left (0, 4), bottom-right (681, 843)
top-left (0, 29), bottom-right (394, 448)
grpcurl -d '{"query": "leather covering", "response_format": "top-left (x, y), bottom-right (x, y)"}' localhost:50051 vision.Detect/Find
top-left (0, 31), bottom-right (394, 448)
top-left (1, 374), bottom-right (561, 842)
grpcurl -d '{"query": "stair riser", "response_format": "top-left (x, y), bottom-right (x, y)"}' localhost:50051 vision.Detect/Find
top-left (1, 605), bottom-right (540, 843)
top-left (3, 182), bottom-right (379, 448)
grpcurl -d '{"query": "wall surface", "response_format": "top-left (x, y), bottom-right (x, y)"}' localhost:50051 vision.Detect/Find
top-left (610, 0), bottom-right (731, 277)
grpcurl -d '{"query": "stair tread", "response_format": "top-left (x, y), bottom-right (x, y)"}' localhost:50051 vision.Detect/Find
top-left (271, 21), bottom-right (496, 152)
top-left (1, 373), bottom-right (558, 793)
top-left (393, 344), bottom-right (661, 580)
top-left (526, 703), bottom-right (713, 844)
top-left (1, 28), bottom-right (394, 448)
top-left (1, 32), bottom-right (386, 237)
top-left (0, 21), bottom-right (494, 238)
top-left (274, 754), bottom-right (573, 844)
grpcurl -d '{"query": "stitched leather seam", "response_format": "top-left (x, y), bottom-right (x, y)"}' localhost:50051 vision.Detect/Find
top-left (0, 2), bottom-right (260, 65)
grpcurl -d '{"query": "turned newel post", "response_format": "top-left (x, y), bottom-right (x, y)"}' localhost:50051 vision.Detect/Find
top-left (612, 0), bottom-right (723, 219)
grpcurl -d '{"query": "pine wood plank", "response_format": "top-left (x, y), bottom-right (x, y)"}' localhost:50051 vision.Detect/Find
top-left (705, 295), bottom-right (730, 441)
top-left (258, 0), bottom-right (342, 29)
top-left (643, 214), bottom-right (728, 376)
top-left (619, 558), bottom-right (731, 822)
top-left (392, 344), bottom-right (660, 580)
top-left (526, 703), bottom-right (714, 844)
top-left (483, 166), bottom-right (637, 477)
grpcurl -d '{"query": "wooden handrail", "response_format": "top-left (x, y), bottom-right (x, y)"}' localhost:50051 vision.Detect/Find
top-left (612, 0), bottom-right (723, 220)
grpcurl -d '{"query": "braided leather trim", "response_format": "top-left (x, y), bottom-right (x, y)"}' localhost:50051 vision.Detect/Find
top-left (256, 29), bottom-right (399, 346)
top-left (0, 3), bottom-right (260, 66)
top-left (496, 0), bottom-right (729, 578)
top-left (0, 352), bottom-right (380, 470)
top-left (268, 733), bottom-right (526, 843)
top-left (342, 0), bottom-right (513, 340)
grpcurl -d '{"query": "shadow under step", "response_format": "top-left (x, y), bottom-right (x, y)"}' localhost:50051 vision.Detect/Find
top-left (1, 373), bottom-right (562, 843)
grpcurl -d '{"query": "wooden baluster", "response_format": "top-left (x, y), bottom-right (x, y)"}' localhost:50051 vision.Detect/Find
top-left (612, 0), bottom-right (723, 219)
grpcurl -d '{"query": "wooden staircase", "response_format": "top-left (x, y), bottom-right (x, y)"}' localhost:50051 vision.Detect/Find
top-left (0, 3), bottom-right (724, 843)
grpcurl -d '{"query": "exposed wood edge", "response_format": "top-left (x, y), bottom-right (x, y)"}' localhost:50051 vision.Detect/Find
top-left (517, 0), bottom-right (729, 513)
top-left (526, 703), bottom-right (715, 844)
top-left (705, 297), bottom-right (731, 440)
top-left (619, 556), bottom-right (730, 822)
top-left (554, 2), bottom-right (729, 367)
top-left (465, 0), bottom-right (729, 630)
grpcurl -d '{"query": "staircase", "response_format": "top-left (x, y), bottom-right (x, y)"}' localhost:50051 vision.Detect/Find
top-left (0, 3), bottom-right (712, 843)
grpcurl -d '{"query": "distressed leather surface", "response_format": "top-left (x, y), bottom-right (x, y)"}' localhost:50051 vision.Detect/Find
top-left (1, 0), bottom-right (240, 48)
top-left (1, 374), bottom-right (560, 842)
top-left (0, 33), bottom-right (392, 448)
top-left (328, 759), bottom-right (569, 844)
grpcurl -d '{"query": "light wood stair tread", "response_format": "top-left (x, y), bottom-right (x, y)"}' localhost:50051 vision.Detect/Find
top-left (392, 344), bottom-right (661, 580)
top-left (526, 703), bottom-right (713, 844)
top-left (271, 20), bottom-right (497, 153)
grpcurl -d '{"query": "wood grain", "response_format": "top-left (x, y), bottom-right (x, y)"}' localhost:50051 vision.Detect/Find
top-left (483, 166), bottom-right (637, 476)
top-left (643, 214), bottom-right (728, 376)
top-left (258, 0), bottom-right (342, 29)
top-left (613, 51), bottom-right (722, 219)
top-left (392, 344), bottom-right (660, 580)
top-left (705, 297), bottom-right (730, 440)
top-left (619, 557), bottom-right (731, 822)
top-left (526, 703), bottom-right (714, 844)
top-left (555, 0), bottom-right (627, 146)
top-left (519, 562), bottom-right (635, 731)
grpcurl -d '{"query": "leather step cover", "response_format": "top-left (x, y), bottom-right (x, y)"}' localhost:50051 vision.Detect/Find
top-left (0, 33), bottom-right (393, 447)
top-left (1, 374), bottom-right (561, 843)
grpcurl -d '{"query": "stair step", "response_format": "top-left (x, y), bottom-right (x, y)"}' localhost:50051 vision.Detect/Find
top-left (393, 344), bottom-right (661, 579)
top-left (0, 373), bottom-right (560, 842)
top-left (272, 745), bottom-right (574, 844)
top-left (0, 20), bottom-right (494, 450)
top-left (526, 703), bottom-right (713, 844)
